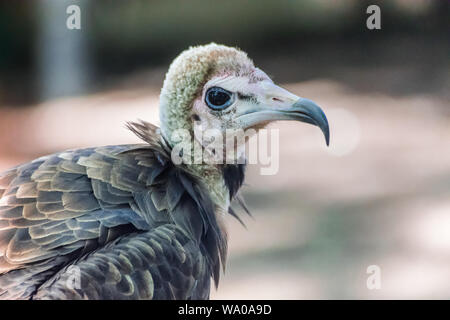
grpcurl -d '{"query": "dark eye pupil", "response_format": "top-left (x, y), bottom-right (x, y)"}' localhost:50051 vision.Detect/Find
top-left (205, 87), bottom-right (233, 110)
top-left (209, 90), bottom-right (229, 106)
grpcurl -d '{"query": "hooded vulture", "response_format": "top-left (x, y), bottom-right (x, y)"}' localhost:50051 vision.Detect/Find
top-left (0, 43), bottom-right (329, 299)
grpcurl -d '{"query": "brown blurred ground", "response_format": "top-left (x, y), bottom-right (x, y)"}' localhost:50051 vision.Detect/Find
top-left (0, 48), bottom-right (449, 299)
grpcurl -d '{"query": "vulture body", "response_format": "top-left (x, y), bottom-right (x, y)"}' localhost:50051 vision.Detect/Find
top-left (0, 44), bottom-right (329, 299)
top-left (0, 136), bottom-right (226, 299)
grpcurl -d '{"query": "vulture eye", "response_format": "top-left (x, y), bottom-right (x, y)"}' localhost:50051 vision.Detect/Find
top-left (205, 87), bottom-right (234, 110)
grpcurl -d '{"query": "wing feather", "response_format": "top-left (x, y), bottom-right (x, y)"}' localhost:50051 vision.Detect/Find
top-left (0, 138), bottom-right (226, 300)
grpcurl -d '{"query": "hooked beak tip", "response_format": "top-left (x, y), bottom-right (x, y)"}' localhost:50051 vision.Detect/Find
top-left (292, 98), bottom-right (330, 147)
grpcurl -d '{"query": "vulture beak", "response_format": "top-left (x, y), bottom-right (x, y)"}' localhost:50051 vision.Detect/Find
top-left (236, 81), bottom-right (330, 146)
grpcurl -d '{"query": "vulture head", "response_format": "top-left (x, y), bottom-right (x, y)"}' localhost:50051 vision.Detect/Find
top-left (159, 43), bottom-right (329, 155)
top-left (152, 43), bottom-right (330, 208)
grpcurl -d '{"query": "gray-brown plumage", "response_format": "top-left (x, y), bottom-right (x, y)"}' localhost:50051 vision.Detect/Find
top-left (0, 44), bottom-right (329, 299)
top-left (0, 136), bottom-right (220, 299)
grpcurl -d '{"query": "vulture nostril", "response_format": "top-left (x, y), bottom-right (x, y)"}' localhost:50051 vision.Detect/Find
top-left (272, 97), bottom-right (283, 103)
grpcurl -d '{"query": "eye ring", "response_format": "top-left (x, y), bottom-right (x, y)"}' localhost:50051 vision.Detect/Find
top-left (205, 87), bottom-right (234, 110)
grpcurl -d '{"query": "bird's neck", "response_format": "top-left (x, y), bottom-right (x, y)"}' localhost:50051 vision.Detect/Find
top-left (182, 138), bottom-right (246, 210)
top-left (160, 125), bottom-right (247, 210)
top-left (183, 141), bottom-right (231, 210)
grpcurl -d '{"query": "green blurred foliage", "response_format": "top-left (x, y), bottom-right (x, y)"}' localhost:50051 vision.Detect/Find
top-left (0, 0), bottom-right (447, 105)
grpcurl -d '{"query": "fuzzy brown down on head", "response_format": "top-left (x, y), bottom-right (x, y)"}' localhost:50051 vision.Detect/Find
top-left (159, 43), bottom-right (255, 145)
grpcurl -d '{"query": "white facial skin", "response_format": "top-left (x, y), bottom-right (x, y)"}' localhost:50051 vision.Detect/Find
top-left (190, 68), bottom-right (301, 151)
top-left (189, 69), bottom-right (285, 166)
top-left (187, 66), bottom-right (330, 167)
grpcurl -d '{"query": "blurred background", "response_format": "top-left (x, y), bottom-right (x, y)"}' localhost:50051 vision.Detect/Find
top-left (0, 0), bottom-right (449, 299)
